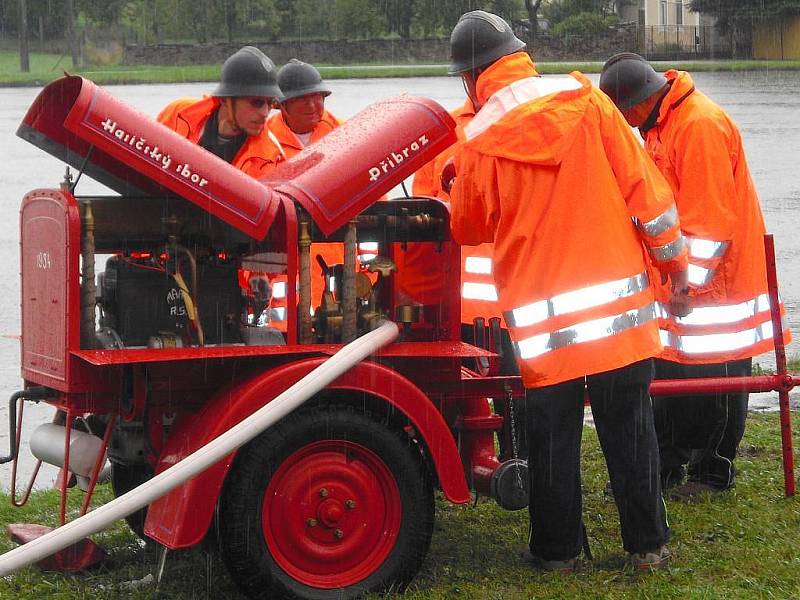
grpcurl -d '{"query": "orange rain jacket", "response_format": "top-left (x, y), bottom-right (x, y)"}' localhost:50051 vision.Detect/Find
top-left (644, 70), bottom-right (790, 364)
top-left (267, 109), bottom-right (342, 159)
top-left (450, 52), bottom-right (688, 388)
top-left (157, 96), bottom-right (284, 178)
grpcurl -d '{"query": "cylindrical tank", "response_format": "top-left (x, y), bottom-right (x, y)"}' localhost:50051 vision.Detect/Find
top-left (30, 423), bottom-right (104, 477)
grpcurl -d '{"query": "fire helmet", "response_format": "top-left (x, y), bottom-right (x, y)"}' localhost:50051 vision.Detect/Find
top-left (599, 53), bottom-right (668, 110)
top-left (277, 59), bottom-right (332, 102)
top-left (212, 46), bottom-right (282, 99)
top-left (448, 10), bottom-right (526, 75)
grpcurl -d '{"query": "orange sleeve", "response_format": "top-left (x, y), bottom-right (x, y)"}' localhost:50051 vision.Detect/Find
top-left (412, 157), bottom-right (437, 197)
top-left (449, 147), bottom-right (499, 246)
top-left (671, 114), bottom-right (737, 246)
top-left (598, 96), bottom-right (688, 274)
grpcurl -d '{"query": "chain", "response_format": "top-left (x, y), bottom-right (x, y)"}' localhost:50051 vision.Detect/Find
top-left (505, 384), bottom-right (525, 491)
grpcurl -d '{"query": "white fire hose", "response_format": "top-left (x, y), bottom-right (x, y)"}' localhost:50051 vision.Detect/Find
top-left (0, 320), bottom-right (399, 576)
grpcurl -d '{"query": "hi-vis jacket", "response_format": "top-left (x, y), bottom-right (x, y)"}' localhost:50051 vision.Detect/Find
top-left (645, 70), bottom-right (790, 364)
top-left (410, 100), bottom-right (506, 326)
top-left (450, 52), bottom-right (688, 388)
top-left (157, 96), bottom-right (284, 178)
top-left (267, 109), bottom-right (342, 159)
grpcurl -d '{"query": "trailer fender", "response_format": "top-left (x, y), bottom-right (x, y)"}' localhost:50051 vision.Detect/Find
top-left (144, 357), bottom-right (470, 549)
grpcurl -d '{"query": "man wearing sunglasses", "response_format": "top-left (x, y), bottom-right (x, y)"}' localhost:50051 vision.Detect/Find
top-left (158, 45), bottom-right (285, 178)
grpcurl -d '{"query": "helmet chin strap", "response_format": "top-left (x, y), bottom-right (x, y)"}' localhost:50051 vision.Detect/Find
top-left (218, 98), bottom-right (244, 137)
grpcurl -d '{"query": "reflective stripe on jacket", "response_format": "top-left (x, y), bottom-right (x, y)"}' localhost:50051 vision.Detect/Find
top-left (267, 109), bottom-right (342, 159)
top-left (157, 96), bottom-right (284, 178)
top-left (644, 70), bottom-right (791, 363)
top-left (450, 52), bottom-right (687, 388)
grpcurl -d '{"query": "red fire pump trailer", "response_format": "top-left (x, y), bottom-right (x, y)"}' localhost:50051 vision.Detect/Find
top-left (0, 76), bottom-right (531, 598)
top-left (0, 76), bottom-right (797, 599)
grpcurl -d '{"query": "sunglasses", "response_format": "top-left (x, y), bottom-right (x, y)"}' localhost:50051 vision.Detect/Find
top-left (243, 97), bottom-right (272, 109)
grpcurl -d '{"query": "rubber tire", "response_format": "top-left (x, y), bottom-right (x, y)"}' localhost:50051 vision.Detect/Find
top-left (110, 461), bottom-right (153, 540)
top-left (217, 404), bottom-right (435, 600)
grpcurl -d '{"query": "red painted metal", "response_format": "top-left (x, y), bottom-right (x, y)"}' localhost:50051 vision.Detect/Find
top-left (10, 400), bottom-right (42, 507)
top-left (79, 412), bottom-right (117, 516)
top-left (20, 190), bottom-right (81, 388)
top-left (18, 76), bottom-right (282, 240)
top-left (765, 234), bottom-right (796, 496)
top-left (6, 523), bottom-right (107, 571)
top-left (649, 374), bottom-right (799, 396)
top-left (264, 97), bottom-right (456, 236)
top-left (263, 440), bottom-right (401, 588)
top-left (71, 340), bottom-right (495, 366)
top-left (144, 358), bottom-right (469, 549)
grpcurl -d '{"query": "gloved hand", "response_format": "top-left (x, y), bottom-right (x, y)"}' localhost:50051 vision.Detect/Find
top-left (440, 157), bottom-right (457, 194)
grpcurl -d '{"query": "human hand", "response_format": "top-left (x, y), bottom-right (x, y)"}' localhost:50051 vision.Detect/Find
top-left (441, 157), bottom-right (456, 194)
top-left (668, 270), bottom-right (691, 317)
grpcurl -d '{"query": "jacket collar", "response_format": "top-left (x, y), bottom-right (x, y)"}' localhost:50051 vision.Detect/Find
top-left (475, 52), bottom-right (539, 105)
top-left (655, 70), bottom-right (695, 127)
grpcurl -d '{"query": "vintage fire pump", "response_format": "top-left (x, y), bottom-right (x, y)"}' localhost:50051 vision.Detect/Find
top-left (0, 76), bottom-right (534, 599)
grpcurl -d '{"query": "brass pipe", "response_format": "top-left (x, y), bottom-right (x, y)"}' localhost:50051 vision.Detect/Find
top-left (80, 200), bottom-right (96, 349)
top-left (341, 221), bottom-right (358, 343)
top-left (298, 220), bottom-right (313, 343)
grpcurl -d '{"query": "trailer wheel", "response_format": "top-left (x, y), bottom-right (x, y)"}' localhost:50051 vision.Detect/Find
top-left (218, 404), bottom-right (434, 600)
top-left (110, 462), bottom-right (153, 540)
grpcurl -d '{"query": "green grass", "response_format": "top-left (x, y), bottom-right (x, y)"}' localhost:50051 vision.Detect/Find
top-left (0, 412), bottom-right (797, 598)
top-left (3, 50), bottom-right (800, 86)
top-left (753, 354), bottom-right (800, 376)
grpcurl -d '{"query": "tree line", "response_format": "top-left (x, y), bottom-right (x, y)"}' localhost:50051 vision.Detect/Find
top-left (5, 0), bottom-right (799, 71)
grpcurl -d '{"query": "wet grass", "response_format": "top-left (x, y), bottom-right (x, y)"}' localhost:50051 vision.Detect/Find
top-left (753, 354), bottom-right (800, 375)
top-left (0, 412), bottom-right (797, 598)
top-left (2, 50), bottom-right (800, 87)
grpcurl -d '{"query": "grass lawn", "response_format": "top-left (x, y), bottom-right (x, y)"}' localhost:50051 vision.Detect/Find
top-left (0, 411), bottom-right (797, 599)
top-left (2, 50), bottom-right (800, 86)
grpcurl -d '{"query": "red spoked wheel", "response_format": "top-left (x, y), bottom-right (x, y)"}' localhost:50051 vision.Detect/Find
top-left (218, 404), bottom-right (434, 600)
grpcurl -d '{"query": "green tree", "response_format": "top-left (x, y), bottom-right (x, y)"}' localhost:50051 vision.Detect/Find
top-left (690, 0), bottom-right (800, 30)
top-left (543, 0), bottom-right (617, 25)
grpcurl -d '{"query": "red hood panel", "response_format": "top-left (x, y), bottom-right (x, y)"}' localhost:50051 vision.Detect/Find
top-left (17, 76), bottom-right (281, 239)
top-left (263, 96), bottom-right (456, 236)
top-left (18, 78), bottom-right (456, 239)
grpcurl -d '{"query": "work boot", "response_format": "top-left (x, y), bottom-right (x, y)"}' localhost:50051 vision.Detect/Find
top-left (630, 545), bottom-right (670, 570)
top-left (521, 549), bottom-right (578, 573)
top-left (667, 480), bottom-right (722, 501)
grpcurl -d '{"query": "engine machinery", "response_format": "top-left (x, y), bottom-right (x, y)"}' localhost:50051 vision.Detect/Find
top-left (2, 75), bottom-right (534, 599)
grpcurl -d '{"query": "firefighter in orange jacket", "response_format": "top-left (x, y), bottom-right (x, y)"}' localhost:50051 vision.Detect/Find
top-left (268, 59), bottom-right (345, 316)
top-left (447, 11), bottom-right (689, 570)
top-left (157, 46), bottom-right (284, 178)
top-left (600, 53), bottom-right (791, 499)
top-left (269, 59), bottom-right (342, 158)
top-left (158, 46), bottom-right (285, 331)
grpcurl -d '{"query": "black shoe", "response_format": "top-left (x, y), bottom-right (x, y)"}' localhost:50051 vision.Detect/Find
top-left (521, 549), bottom-right (578, 573)
top-left (667, 480), bottom-right (725, 501)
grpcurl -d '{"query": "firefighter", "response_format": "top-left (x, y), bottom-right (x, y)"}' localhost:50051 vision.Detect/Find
top-left (158, 46), bottom-right (285, 330)
top-left (599, 53), bottom-right (790, 500)
top-left (446, 11), bottom-right (689, 571)
top-left (157, 45), bottom-right (284, 178)
top-left (268, 59), bottom-right (342, 157)
top-left (268, 59), bottom-right (346, 316)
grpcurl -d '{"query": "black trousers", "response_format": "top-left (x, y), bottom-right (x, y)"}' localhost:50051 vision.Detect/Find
top-left (526, 359), bottom-right (669, 560)
top-left (653, 358), bottom-right (751, 489)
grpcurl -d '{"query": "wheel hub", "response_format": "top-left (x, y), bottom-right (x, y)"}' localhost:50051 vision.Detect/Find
top-left (317, 498), bottom-right (345, 528)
